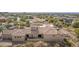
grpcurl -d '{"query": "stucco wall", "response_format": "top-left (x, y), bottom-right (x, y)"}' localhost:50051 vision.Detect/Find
top-left (43, 34), bottom-right (66, 41)
top-left (2, 34), bottom-right (12, 40)
top-left (12, 35), bottom-right (25, 41)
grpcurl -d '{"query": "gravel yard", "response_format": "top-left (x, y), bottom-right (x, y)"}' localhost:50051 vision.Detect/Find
top-left (0, 41), bottom-right (12, 47)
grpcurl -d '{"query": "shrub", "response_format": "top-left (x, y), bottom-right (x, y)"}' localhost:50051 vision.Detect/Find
top-left (72, 21), bottom-right (79, 28)
top-left (74, 28), bottom-right (79, 38)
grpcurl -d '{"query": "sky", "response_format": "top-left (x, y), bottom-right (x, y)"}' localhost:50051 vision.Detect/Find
top-left (0, 0), bottom-right (79, 12)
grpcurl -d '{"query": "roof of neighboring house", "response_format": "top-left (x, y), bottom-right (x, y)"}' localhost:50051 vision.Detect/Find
top-left (0, 16), bottom-right (7, 19)
top-left (0, 17), bottom-right (7, 22)
top-left (30, 18), bottom-right (46, 23)
top-left (30, 22), bottom-right (43, 27)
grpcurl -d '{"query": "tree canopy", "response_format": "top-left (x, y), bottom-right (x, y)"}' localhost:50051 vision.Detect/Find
top-left (72, 19), bottom-right (79, 28)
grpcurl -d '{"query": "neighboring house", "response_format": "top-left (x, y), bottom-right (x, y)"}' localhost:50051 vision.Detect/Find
top-left (63, 18), bottom-right (74, 24)
top-left (2, 24), bottom-right (71, 42)
top-left (29, 17), bottom-right (46, 23)
top-left (17, 17), bottom-right (20, 22)
top-left (0, 16), bottom-right (7, 23)
top-left (30, 18), bottom-right (47, 27)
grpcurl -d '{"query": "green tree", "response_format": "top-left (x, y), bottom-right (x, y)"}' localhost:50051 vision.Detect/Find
top-left (72, 21), bottom-right (79, 28)
top-left (64, 38), bottom-right (77, 47)
top-left (20, 15), bottom-right (31, 22)
top-left (47, 16), bottom-right (55, 23)
top-left (26, 20), bottom-right (30, 27)
top-left (7, 19), bottom-right (13, 23)
top-left (74, 28), bottom-right (79, 38)
top-left (48, 17), bottom-right (62, 28)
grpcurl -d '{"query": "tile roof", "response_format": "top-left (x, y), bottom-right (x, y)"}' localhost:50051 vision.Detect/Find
top-left (2, 30), bottom-right (13, 34)
top-left (2, 24), bottom-right (69, 36)
top-left (11, 29), bottom-right (26, 36)
top-left (58, 29), bottom-right (69, 35)
top-left (24, 27), bottom-right (31, 34)
top-left (38, 24), bottom-right (57, 34)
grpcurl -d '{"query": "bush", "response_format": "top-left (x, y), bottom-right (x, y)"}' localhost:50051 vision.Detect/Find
top-left (74, 28), bottom-right (79, 38)
top-left (64, 38), bottom-right (76, 47)
top-left (72, 21), bottom-right (79, 28)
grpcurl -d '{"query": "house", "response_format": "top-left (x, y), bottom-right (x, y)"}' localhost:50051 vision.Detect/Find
top-left (63, 18), bottom-right (74, 24)
top-left (29, 17), bottom-right (46, 23)
top-left (1, 24), bottom-right (71, 42)
top-left (30, 18), bottom-right (47, 27)
top-left (0, 16), bottom-right (7, 23)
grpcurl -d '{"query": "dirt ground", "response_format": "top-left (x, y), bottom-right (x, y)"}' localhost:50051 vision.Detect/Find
top-left (0, 41), bottom-right (12, 47)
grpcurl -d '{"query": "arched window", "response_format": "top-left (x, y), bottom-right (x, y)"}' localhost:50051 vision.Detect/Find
top-left (38, 34), bottom-right (43, 38)
top-left (26, 34), bottom-right (29, 38)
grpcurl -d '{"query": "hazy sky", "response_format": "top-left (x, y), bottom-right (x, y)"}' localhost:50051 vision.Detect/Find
top-left (0, 0), bottom-right (79, 12)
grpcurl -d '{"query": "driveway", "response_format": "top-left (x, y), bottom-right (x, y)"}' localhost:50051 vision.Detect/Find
top-left (0, 41), bottom-right (12, 47)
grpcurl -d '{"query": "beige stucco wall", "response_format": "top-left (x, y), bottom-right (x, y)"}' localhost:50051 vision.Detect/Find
top-left (12, 35), bottom-right (25, 41)
top-left (2, 34), bottom-right (12, 40)
top-left (43, 34), bottom-right (66, 41)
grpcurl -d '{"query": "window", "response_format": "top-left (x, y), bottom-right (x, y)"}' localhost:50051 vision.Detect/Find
top-left (15, 36), bottom-right (16, 38)
top-left (38, 34), bottom-right (43, 38)
top-left (15, 36), bottom-right (21, 38)
top-left (26, 34), bottom-right (29, 38)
